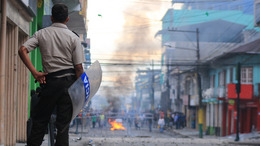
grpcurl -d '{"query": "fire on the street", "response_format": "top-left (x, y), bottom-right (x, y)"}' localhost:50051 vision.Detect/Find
top-left (108, 119), bottom-right (126, 131)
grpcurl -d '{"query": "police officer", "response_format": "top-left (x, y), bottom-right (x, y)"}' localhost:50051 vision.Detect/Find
top-left (18, 3), bottom-right (84, 146)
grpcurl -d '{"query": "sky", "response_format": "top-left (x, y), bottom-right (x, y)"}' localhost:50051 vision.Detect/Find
top-left (87, 0), bottom-right (183, 109)
top-left (87, 0), bottom-right (174, 60)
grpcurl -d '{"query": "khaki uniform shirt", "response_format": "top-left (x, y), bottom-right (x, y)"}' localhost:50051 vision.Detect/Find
top-left (23, 23), bottom-right (85, 74)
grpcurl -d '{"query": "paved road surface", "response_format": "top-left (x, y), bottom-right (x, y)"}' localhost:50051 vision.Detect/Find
top-left (17, 124), bottom-right (257, 146)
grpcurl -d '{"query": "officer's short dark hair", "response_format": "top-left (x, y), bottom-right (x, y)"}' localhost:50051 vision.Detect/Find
top-left (52, 3), bottom-right (68, 23)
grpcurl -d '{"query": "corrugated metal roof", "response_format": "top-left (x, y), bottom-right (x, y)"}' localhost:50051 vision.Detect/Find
top-left (157, 19), bottom-right (246, 43)
top-left (230, 38), bottom-right (260, 53)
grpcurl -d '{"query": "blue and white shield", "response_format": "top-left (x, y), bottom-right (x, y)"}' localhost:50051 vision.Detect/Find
top-left (68, 61), bottom-right (102, 120)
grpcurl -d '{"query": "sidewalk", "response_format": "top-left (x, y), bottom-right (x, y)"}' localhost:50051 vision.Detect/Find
top-left (170, 127), bottom-right (260, 145)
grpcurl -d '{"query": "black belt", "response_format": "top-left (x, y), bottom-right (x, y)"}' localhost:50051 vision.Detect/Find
top-left (46, 68), bottom-right (75, 78)
top-left (35, 69), bottom-right (75, 83)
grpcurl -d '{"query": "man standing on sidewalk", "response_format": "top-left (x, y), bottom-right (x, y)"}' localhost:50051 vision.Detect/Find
top-left (18, 3), bottom-right (84, 146)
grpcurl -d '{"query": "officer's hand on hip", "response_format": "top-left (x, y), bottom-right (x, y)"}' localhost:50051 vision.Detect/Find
top-left (33, 71), bottom-right (48, 84)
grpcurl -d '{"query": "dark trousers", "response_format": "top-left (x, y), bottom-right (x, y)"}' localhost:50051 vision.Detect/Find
top-left (148, 120), bottom-right (152, 132)
top-left (27, 75), bottom-right (76, 146)
top-left (92, 121), bottom-right (96, 128)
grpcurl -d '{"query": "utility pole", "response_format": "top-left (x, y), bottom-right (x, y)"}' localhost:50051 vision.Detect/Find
top-left (167, 63), bottom-right (171, 112)
top-left (196, 28), bottom-right (202, 107)
top-left (139, 89), bottom-right (143, 112)
top-left (168, 28), bottom-right (203, 138)
top-left (161, 62), bottom-right (171, 114)
top-left (151, 60), bottom-right (155, 111)
top-left (177, 73), bottom-right (181, 111)
top-left (235, 62), bottom-right (241, 141)
top-left (196, 28), bottom-right (203, 138)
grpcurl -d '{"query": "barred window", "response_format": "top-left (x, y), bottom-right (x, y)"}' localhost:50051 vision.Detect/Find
top-left (210, 75), bottom-right (215, 88)
top-left (218, 70), bottom-right (226, 87)
top-left (241, 67), bottom-right (253, 84)
top-left (230, 68), bottom-right (233, 83)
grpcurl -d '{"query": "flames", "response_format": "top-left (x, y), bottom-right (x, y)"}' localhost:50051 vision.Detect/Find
top-left (108, 119), bottom-right (126, 131)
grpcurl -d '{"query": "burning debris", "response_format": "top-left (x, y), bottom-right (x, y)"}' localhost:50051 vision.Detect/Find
top-left (108, 119), bottom-right (126, 131)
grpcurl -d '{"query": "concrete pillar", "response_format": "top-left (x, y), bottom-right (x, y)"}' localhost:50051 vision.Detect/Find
top-left (0, 0), bottom-right (7, 144)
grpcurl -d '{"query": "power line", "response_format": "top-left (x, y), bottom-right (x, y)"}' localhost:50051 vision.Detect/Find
top-left (91, 53), bottom-right (161, 57)
top-left (88, 0), bottom-right (251, 34)
top-left (203, 3), bottom-right (255, 60)
top-left (91, 58), bottom-right (161, 63)
top-left (124, 0), bottom-right (172, 4)
top-left (172, 0), bottom-right (240, 3)
top-left (86, 61), bottom-right (260, 67)
top-left (160, 3), bottom-right (255, 63)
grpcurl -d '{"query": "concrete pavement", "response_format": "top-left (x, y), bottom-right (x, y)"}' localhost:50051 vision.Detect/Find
top-left (170, 127), bottom-right (260, 145)
top-left (16, 127), bottom-right (260, 146)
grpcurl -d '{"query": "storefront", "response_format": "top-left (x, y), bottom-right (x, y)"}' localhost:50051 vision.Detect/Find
top-left (227, 83), bottom-right (260, 134)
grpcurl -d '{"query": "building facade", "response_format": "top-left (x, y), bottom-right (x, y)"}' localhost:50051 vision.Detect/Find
top-left (206, 39), bottom-right (260, 136)
top-left (0, 0), bottom-right (36, 144)
top-left (157, 1), bottom-right (260, 136)
top-left (0, 0), bottom-right (88, 145)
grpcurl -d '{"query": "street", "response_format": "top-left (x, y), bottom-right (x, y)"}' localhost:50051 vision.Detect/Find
top-left (16, 122), bottom-right (259, 146)
top-left (67, 127), bottom-right (237, 146)
top-left (35, 124), bottom-right (239, 146)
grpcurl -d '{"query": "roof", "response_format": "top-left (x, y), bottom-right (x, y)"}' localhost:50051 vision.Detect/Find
top-left (208, 38), bottom-right (260, 64)
top-left (157, 19), bottom-right (246, 43)
top-left (230, 38), bottom-right (260, 54)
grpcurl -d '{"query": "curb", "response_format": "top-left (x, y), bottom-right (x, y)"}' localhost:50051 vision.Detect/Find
top-left (171, 129), bottom-right (260, 145)
top-left (228, 141), bottom-right (260, 146)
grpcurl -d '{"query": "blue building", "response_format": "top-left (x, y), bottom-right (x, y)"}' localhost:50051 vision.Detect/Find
top-left (205, 38), bottom-right (260, 135)
top-left (172, 0), bottom-right (253, 14)
top-left (156, 1), bottom-right (260, 135)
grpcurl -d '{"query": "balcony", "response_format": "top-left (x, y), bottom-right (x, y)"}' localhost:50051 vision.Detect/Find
top-left (227, 84), bottom-right (253, 99)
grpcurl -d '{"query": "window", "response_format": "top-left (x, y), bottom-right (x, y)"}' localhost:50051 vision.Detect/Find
top-left (191, 78), bottom-right (195, 95)
top-left (230, 68), bottom-right (233, 83)
top-left (210, 75), bottom-right (215, 88)
top-left (218, 71), bottom-right (226, 87)
top-left (241, 67), bottom-right (253, 84)
top-left (223, 70), bottom-right (226, 87)
top-left (185, 78), bottom-right (191, 95)
top-left (218, 72), bottom-right (221, 86)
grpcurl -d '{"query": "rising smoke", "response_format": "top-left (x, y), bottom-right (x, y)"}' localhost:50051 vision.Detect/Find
top-left (103, 0), bottom-right (166, 112)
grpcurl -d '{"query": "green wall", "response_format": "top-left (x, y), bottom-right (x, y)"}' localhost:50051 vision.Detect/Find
top-left (28, 1), bottom-right (44, 117)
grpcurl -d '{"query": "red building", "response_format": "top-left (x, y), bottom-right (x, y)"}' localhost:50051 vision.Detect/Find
top-left (227, 84), bottom-right (260, 134)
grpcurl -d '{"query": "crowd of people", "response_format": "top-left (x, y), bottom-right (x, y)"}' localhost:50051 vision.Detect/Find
top-left (69, 109), bottom-right (187, 134)
top-left (69, 111), bottom-right (107, 133)
top-left (154, 109), bottom-right (187, 133)
top-left (28, 91), bottom-right (188, 135)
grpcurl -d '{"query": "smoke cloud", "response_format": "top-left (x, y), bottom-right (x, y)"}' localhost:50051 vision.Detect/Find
top-left (103, 0), bottom-right (166, 112)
